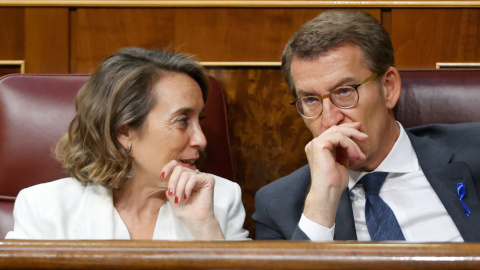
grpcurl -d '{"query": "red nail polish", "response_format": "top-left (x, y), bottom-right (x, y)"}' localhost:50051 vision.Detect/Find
top-left (184, 194), bottom-right (187, 200)
top-left (174, 196), bottom-right (179, 204)
top-left (160, 172), bottom-right (165, 178)
top-left (168, 188), bottom-right (173, 195)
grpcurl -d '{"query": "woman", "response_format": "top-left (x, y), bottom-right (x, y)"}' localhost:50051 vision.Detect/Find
top-left (6, 47), bottom-right (249, 240)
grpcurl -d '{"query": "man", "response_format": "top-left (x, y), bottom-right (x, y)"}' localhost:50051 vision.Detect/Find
top-left (253, 10), bottom-right (480, 242)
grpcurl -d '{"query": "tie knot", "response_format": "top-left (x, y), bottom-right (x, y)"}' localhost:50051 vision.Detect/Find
top-left (359, 171), bottom-right (389, 196)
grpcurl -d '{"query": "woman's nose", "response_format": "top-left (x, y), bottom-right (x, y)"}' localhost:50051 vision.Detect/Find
top-left (191, 125), bottom-right (207, 149)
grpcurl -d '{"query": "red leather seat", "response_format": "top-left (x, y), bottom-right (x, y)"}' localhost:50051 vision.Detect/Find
top-left (0, 74), bottom-right (234, 238)
top-left (397, 70), bottom-right (480, 128)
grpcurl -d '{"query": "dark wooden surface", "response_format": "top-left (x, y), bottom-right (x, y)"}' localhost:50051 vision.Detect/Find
top-left (0, 7), bottom-right (24, 61)
top-left (24, 8), bottom-right (69, 73)
top-left (71, 8), bottom-right (379, 72)
top-left (1, 240), bottom-right (480, 269)
top-left (392, 9), bottom-right (480, 69)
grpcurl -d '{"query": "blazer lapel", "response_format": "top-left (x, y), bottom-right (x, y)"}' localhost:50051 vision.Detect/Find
top-left (409, 133), bottom-right (480, 242)
top-left (72, 183), bottom-right (116, 239)
top-left (334, 189), bottom-right (357, 240)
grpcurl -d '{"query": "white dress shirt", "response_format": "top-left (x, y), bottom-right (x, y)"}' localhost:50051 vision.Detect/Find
top-left (299, 122), bottom-right (463, 242)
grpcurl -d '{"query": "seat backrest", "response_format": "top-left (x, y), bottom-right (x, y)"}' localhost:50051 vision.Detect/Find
top-left (0, 73), bottom-right (234, 238)
top-left (397, 69), bottom-right (480, 128)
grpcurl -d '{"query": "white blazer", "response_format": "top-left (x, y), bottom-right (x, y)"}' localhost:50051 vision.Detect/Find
top-left (6, 175), bottom-right (249, 240)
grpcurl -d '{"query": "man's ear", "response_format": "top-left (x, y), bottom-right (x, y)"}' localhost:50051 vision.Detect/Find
top-left (382, 66), bottom-right (402, 109)
top-left (116, 125), bottom-right (132, 150)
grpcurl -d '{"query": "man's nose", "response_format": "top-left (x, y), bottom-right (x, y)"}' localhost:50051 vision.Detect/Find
top-left (321, 99), bottom-right (344, 128)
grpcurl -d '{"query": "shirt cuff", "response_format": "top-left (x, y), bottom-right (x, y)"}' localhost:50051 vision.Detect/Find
top-left (298, 213), bottom-right (335, 241)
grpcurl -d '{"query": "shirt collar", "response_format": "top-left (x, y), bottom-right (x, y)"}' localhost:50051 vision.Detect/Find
top-left (348, 122), bottom-right (419, 190)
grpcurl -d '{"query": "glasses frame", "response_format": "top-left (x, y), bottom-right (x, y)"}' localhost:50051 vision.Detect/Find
top-left (290, 73), bottom-right (378, 119)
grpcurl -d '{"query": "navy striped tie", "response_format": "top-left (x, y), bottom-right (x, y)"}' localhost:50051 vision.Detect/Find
top-left (359, 172), bottom-right (405, 241)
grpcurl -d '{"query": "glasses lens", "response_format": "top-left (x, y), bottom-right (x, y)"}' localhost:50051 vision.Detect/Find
top-left (296, 96), bottom-right (322, 118)
top-left (331, 87), bottom-right (359, 108)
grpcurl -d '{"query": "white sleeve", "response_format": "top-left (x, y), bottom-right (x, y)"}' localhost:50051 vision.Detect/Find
top-left (5, 188), bottom-right (46, 239)
top-left (224, 182), bottom-right (250, 240)
top-left (298, 213), bottom-right (335, 241)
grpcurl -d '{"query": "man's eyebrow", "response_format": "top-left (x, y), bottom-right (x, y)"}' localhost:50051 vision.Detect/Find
top-left (332, 77), bottom-right (356, 89)
top-left (295, 89), bottom-right (316, 97)
top-left (296, 77), bottom-right (356, 97)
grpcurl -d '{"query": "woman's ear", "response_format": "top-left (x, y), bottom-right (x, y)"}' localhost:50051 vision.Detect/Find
top-left (116, 125), bottom-right (132, 150)
top-left (382, 67), bottom-right (402, 110)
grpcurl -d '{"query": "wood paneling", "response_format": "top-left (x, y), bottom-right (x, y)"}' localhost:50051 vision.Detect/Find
top-left (174, 9), bottom-right (327, 62)
top-left (0, 66), bottom-right (21, 77)
top-left (75, 8), bottom-right (177, 73)
top-left (207, 67), bottom-right (312, 236)
top-left (73, 8), bottom-right (327, 71)
top-left (69, 7), bottom-right (78, 73)
top-left (0, 61), bottom-right (24, 77)
top-left (0, 8), bottom-right (24, 60)
top-left (24, 8), bottom-right (69, 73)
top-left (73, 8), bottom-right (380, 72)
top-left (392, 9), bottom-right (480, 69)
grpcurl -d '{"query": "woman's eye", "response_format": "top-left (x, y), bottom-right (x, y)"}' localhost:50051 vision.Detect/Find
top-left (199, 115), bottom-right (206, 123)
top-left (177, 117), bottom-right (189, 125)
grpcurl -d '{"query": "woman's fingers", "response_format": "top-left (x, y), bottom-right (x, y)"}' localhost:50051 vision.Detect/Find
top-left (173, 168), bottom-right (192, 203)
top-left (183, 174), bottom-right (199, 200)
top-left (162, 162), bottom-right (213, 204)
top-left (161, 160), bottom-right (181, 196)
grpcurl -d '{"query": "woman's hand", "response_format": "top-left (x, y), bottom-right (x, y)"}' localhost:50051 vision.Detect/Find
top-left (161, 160), bottom-right (225, 240)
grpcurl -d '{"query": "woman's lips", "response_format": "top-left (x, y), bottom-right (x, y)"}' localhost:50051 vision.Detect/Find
top-left (180, 160), bottom-right (197, 170)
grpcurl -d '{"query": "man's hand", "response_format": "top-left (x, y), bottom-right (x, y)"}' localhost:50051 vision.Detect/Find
top-left (303, 122), bottom-right (367, 228)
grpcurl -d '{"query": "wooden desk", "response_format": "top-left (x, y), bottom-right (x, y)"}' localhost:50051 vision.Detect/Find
top-left (1, 240), bottom-right (479, 269)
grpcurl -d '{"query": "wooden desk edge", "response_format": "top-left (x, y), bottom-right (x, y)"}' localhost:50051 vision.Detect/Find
top-left (1, 240), bottom-right (479, 269)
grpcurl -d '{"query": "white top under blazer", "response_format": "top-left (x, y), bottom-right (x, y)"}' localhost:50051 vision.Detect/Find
top-left (6, 175), bottom-right (249, 240)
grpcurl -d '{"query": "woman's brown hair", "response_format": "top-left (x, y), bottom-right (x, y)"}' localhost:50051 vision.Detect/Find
top-left (55, 47), bottom-right (209, 188)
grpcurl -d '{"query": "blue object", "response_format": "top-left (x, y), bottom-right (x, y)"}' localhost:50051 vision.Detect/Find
top-left (360, 172), bottom-right (405, 241)
top-left (457, 183), bottom-right (471, 217)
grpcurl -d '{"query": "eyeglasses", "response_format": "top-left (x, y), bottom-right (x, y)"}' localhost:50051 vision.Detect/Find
top-left (290, 73), bottom-right (378, 119)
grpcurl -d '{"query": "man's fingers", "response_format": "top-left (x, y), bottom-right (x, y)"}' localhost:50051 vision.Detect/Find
top-left (307, 130), bottom-right (366, 161)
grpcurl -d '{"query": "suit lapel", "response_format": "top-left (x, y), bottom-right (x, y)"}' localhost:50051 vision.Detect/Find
top-left (72, 183), bottom-right (116, 239)
top-left (409, 133), bottom-right (480, 242)
top-left (334, 189), bottom-right (357, 240)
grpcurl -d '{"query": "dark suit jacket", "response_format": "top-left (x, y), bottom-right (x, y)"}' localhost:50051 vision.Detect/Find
top-left (253, 122), bottom-right (480, 242)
